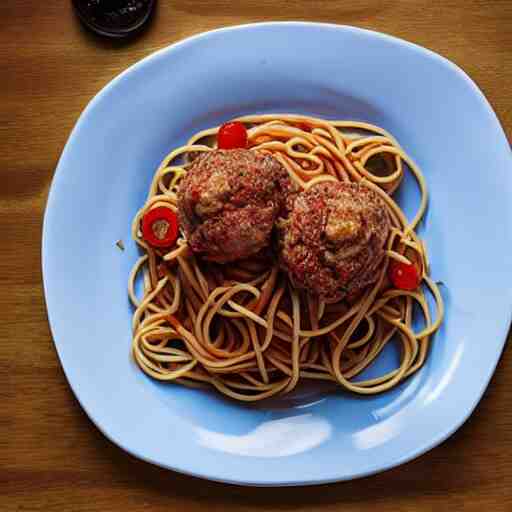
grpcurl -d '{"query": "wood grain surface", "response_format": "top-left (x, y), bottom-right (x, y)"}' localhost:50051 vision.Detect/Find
top-left (1, 1), bottom-right (511, 511)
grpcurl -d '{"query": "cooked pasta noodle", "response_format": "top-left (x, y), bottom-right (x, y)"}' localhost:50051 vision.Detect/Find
top-left (129, 114), bottom-right (443, 401)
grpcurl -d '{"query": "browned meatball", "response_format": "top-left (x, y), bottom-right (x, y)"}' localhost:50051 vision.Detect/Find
top-left (278, 181), bottom-right (390, 302)
top-left (178, 149), bottom-right (292, 263)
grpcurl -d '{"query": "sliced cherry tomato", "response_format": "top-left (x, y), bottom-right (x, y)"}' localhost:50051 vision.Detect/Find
top-left (217, 121), bottom-right (248, 149)
top-left (389, 260), bottom-right (421, 290)
top-left (141, 206), bottom-right (179, 248)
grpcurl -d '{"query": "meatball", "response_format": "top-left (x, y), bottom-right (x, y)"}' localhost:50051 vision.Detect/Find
top-left (278, 181), bottom-right (390, 302)
top-left (178, 149), bottom-right (292, 263)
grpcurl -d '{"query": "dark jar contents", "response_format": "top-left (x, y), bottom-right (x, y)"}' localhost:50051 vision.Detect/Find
top-left (72, 0), bottom-right (155, 38)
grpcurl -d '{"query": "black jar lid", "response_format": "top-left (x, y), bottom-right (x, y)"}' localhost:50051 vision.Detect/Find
top-left (72, 0), bottom-right (156, 39)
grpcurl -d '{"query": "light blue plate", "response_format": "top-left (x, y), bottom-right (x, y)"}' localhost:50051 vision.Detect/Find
top-left (42, 23), bottom-right (512, 486)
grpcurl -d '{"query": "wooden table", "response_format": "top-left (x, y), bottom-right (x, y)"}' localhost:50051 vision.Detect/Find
top-left (2, 1), bottom-right (511, 511)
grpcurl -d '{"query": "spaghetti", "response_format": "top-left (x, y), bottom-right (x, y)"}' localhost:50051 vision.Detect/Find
top-left (129, 114), bottom-right (444, 401)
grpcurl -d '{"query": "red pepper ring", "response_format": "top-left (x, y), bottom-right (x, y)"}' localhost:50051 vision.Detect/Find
top-left (141, 206), bottom-right (179, 248)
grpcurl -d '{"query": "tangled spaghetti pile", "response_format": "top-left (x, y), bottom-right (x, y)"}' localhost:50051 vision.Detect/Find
top-left (129, 114), bottom-right (444, 401)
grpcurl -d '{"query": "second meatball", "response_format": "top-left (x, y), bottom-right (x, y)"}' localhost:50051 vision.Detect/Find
top-left (278, 181), bottom-right (390, 302)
